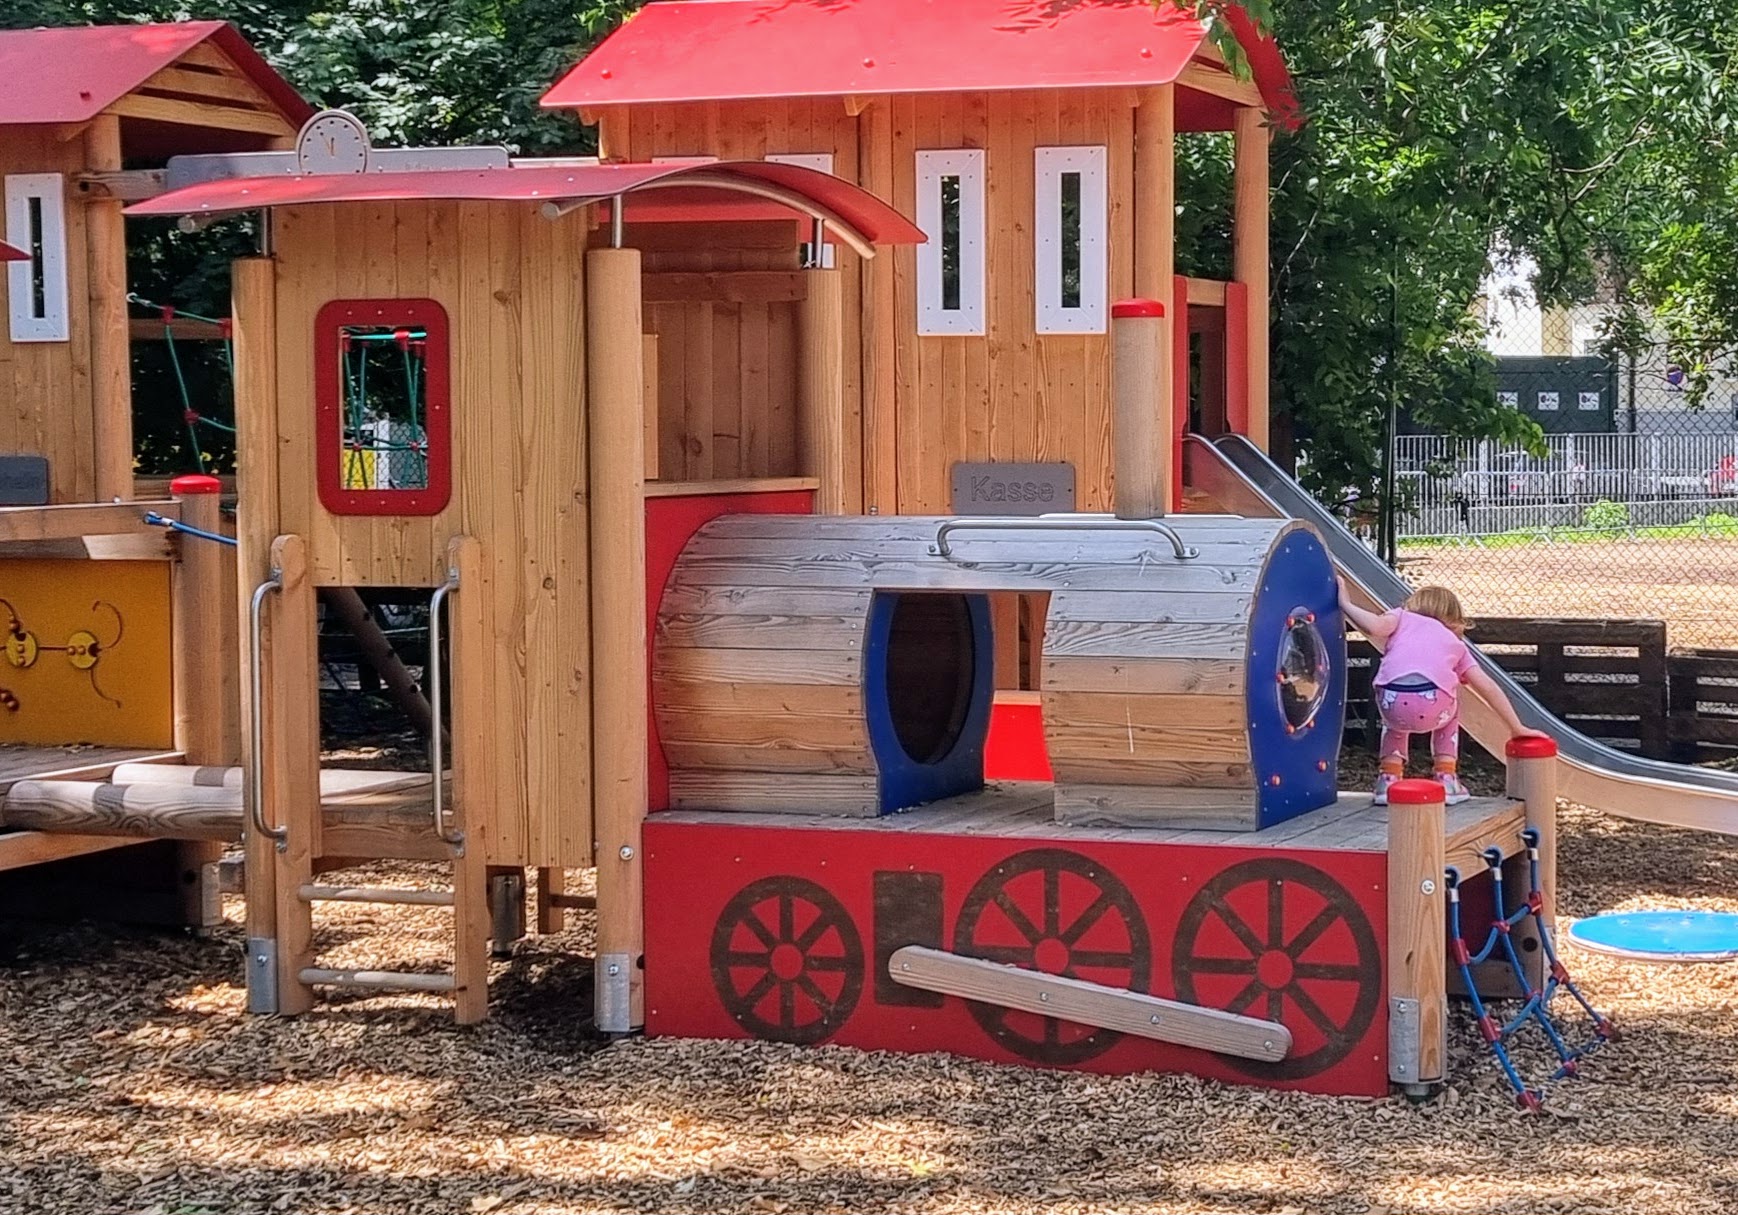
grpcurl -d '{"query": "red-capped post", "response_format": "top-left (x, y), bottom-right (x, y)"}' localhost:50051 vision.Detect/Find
top-left (1111, 298), bottom-right (1169, 519)
top-left (1507, 734), bottom-right (1560, 941)
top-left (1386, 777), bottom-right (1447, 1094)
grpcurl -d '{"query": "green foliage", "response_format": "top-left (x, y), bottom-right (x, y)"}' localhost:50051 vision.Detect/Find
top-left (1583, 498), bottom-right (1630, 530)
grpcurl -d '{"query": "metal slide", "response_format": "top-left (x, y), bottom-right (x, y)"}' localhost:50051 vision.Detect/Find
top-left (1187, 433), bottom-right (1738, 836)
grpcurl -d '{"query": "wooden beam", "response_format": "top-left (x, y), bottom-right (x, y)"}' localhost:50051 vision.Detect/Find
top-left (642, 334), bottom-right (660, 482)
top-left (0, 831), bottom-right (139, 872)
top-left (107, 93), bottom-right (295, 138)
top-left (75, 169), bottom-right (168, 203)
top-left (448, 536), bottom-right (492, 1025)
top-left (0, 501), bottom-right (177, 542)
top-left (1132, 85), bottom-right (1177, 509)
top-left (1233, 107), bottom-right (1271, 450)
top-left (1112, 304), bottom-right (1169, 519)
top-left (641, 270), bottom-right (810, 304)
top-left (642, 476), bottom-right (820, 499)
top-left (586, 246), bottom-right (648, 1034)
top-left (1178, 63), bottom-right (1264, 109)
top-left (844, 95), bottom-right (874, 116)
top-left (86, 115), bottom-right (134, 503)
top-left (2, 780), bottom-right (243, 841)
top-left (797, 268), bottom-right (848, 515)
top-left (171, 483), bottom-right (236, 766)
top-left (130, 317), bottom-right (228, 341)
top-left (888, 946), bottom-right (1292, 1063)
top-left (1184, 277), bottom-right (1229, 307)
top-left (138, 64), bottom-right (280, 110)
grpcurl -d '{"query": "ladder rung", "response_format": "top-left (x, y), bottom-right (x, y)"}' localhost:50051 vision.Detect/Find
top-left (298, 884), bottom-right (454, 907)
top-left (299, 967), bottom-right (457, 993)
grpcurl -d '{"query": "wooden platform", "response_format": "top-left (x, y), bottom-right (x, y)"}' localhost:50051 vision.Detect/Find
top-left (0, 745), bottom-right (181, 871)
top-left (654, 782), bottom-right (1527, 870)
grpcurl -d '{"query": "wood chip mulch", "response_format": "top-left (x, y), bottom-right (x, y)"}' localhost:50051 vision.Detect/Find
top-left (4, 797), bottom-right (1737, 1215)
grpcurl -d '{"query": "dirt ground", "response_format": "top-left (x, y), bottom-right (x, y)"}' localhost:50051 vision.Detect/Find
top-left (1401, 538), bottom-right (1738, 651)
top-left (4, 781), bottom-right (1738, 1215)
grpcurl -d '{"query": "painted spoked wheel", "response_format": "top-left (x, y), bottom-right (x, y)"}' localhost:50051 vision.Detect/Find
top-left (955, 848), bottom-right (1151, 1065)
top-left (1172, 858), bottom-right (1381, 1079)
top-left (710, 876), bottom-right (865, 1045)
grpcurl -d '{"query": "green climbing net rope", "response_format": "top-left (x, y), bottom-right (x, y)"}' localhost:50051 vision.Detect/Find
top-left (128, 292), bottom-right (234, 475)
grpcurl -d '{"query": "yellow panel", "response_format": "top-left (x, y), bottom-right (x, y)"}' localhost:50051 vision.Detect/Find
top-left (0, 560), bottom-right (174, 748)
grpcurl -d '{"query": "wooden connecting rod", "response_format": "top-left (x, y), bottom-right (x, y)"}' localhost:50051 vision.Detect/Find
top-left (888, 946), bottom-right (1291, 1063)
top-left (1386, 779), bottom-right (1448, 1093)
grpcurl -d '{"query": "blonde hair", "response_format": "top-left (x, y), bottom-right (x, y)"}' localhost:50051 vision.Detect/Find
top-left (1405, 585), bottom-right (1470, 635)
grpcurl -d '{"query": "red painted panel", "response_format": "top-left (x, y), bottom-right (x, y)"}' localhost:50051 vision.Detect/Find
top-left (645, 490), bottom-right (816, 809)
top-left (983, 699), bottom-right (1052, 782)
top-left (1224, 280), bottom-right (1251, 438)
top-left (645, 819), bottom-right (1390, 1097)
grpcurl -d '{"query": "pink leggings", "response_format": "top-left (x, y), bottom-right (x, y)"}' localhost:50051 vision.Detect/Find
top-left (1376, 680), bottom-right (1461, 762)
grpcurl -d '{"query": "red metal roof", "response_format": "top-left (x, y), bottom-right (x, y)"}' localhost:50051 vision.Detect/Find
top-left (0, 240), bottom-right (26, 261)
top-left (0, 21), bottom-right (312, 127)
top-left (542, 0), bottom-right (1295, 123)
top-left (126, 160), bottom-right (925, 252)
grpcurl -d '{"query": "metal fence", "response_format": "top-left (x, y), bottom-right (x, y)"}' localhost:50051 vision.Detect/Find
top-left (1397, 431), bottom-right (1738, 538)
top-left (1388, 302), bottom-right (1738, 651)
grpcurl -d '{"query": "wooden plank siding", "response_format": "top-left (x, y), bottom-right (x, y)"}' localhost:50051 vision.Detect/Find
top-left (253, 200), bottom-right (594, 869)
top-left (607, 88), bottom-right (1142, 516)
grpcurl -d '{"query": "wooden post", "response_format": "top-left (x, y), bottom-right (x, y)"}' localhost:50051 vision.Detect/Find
top-left (1232, 106), bottom-right (1271, 451)
top-left (585, 245), bottom-right (648, 1033)
top-left (1506, 735), bottom-right (1559, 937)
top-left (1386, 778), bottom-right (1447, 1094)
top-left (262, 533), bottom-right (321, 1016)
top-left (1132, 84), bottom-right (1176, 511)
top-left (536, 868), bottom-right (567, 934)
top-left (85, 114), bottom-right (133, 502)
top-left (447, 535), bottom-right (491, 1025)
top-left (169, 473), bottom-right (232, 926)
top-left (232, 258), bottom-right (285, 1013)
top-left (798, 267), bottom-right (848, 515)
top-left (1111, 300), bottom-right (1169, 519)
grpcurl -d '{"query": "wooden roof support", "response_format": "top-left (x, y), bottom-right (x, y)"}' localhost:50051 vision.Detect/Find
top-left (1131, 84), bottom-right (1177, 516)
top-left (1233, 106), bottom-right (1271, 450)
top-left (85, 115), bottom-right (134, 502)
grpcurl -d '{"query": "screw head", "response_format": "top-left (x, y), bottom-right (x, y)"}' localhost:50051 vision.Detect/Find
top-left (619, 845), bottom-right (635, 861)
top-left (1421, 878), bottom-right (1437, 896)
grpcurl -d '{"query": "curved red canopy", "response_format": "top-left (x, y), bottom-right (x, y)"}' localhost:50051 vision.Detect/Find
top-left (127, 160), bottom-right (925, 255)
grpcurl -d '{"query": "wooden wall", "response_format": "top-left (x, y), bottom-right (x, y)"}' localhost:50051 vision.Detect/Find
top-left (603, 89), bottom-right (1140, 515)
top-left (0, 128), bottom-right (102, 503)
top-left (602, 100), bottom-right (865, 508)
top-left (245, 201), bottom-right (594, 869)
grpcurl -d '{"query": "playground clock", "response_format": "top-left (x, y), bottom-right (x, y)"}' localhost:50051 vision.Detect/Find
top-left (296, 110), bottom-right (372, 175)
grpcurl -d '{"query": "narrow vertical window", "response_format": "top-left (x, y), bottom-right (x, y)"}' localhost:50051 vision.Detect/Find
top-left (5, 174), bottom-right (69, 343)
top-left (916, 149), bottom-right (985, 335)
top-left (1034, 146), bottom-right (1108, 334)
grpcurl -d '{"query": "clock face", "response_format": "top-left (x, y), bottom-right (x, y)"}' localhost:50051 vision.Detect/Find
top-left (296, 111), bottom-right (371, 175)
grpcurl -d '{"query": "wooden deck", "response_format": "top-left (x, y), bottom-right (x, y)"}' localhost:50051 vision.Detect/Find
top-left (0, 745), bottom-right (182, 871)
top-left (655, 782), bottom-right (1528, 870)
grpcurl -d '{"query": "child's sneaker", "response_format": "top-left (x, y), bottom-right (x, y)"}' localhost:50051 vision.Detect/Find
top-left (1372, 771), bottom-right (1398, 805)
top-left (1436, 771), bottom-right (1472, 805)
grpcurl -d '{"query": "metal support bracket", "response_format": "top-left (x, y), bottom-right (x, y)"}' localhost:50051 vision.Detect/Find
top-left (596, 951), bottom-right (636, 1033)
top-left (246, 936), bottom-right (279, 1014)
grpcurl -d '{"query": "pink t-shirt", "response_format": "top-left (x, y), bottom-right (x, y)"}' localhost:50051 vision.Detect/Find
top-left (1374, 609), bottom-right (1475, 691)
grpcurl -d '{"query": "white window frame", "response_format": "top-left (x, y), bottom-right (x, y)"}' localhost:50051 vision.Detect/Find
top-left (5, 174), bottom-right (70, 344)
top-left (915, 149), bottom-right (985, 336)
top-left (766, 153), bottom-right (837, 268)
top-left (1034, 146), bottom-right (1108, 334)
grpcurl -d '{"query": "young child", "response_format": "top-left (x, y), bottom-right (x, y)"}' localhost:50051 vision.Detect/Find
top-left (1337, 579), bottom-right (1546, 805)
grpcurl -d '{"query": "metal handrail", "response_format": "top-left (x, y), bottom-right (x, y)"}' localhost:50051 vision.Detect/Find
top-left (247, 572), bottom-right (288, 850)
top-left (427, 570), bottom-right (464, 850)
top-left (928, 517), bottom-right (1200, 560)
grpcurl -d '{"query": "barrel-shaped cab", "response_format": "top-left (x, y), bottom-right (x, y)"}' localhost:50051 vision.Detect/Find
top-left (653, 514), bottom-right (1343, 830)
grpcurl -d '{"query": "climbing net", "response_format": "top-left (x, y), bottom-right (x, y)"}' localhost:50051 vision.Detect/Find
top-left (128, 292), bottom-right (234, 475)
top-left (336, 326), bottom-right (431, 491)
top-left (1448, 832), bottom-right (1616, 1110)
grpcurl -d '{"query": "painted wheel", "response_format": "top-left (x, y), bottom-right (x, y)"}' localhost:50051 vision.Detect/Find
top-left (955, 848), bottom-right (1151, 1064)
top-left (710, 876), bottom-right (864, 1045)
top-left (1173, 858), bottom-right (1381, 1079)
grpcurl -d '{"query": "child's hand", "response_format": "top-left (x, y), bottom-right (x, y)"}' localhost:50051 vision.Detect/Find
top-left (1512, 727), bottom-right (1552, 741)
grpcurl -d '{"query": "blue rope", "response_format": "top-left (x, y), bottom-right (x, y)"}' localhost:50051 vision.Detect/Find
top-left (143, 511), bottom-right (238, 548)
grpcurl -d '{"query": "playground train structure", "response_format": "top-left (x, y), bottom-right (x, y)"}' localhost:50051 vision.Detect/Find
top-left (0, 3), bottom-right (1609, 1104)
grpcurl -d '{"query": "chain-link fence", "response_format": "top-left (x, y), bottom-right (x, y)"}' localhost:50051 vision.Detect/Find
top-left (1396, 297), bottom-right (1738, 651)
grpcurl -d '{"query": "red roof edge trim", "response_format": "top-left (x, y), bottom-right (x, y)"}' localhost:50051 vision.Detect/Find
top-left (0, 240), bottom-right (27, 262)
top-left (202, 23), bottom-right (318, 127)
top-left (1219, 5), bottom-right (1301, 130)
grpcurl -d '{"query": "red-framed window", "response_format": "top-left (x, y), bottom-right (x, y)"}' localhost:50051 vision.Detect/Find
top-left (314, 298), bottom-right (452, 517)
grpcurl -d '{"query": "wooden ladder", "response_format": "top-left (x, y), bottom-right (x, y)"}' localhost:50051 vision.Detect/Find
top-left (242, 534), bottom-right (490, 1023)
